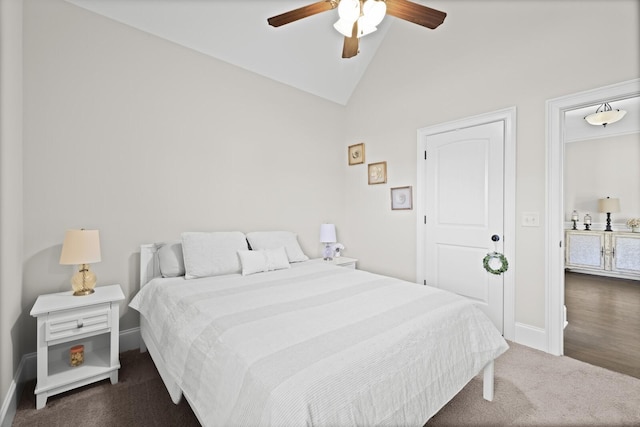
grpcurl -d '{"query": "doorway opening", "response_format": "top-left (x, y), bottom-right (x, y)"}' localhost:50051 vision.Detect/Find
top-left (545, 78), bottom-right (640, 356)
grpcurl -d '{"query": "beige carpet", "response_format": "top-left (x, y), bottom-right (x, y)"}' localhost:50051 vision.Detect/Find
top-left (13, 342), bottom-right (640, 426)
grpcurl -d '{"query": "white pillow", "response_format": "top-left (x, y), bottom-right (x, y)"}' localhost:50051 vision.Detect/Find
top-left (181, 231), bottom-right (248, 279)
top-left (237, 247), bottom-right (290, 276)
top-left (246, 231), bottom-right (309, 263)
top-left (157, 242), bottom-right (185, 278)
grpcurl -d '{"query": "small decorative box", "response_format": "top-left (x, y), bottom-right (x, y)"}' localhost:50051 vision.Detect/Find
top-left (70, 344), bottom-right (84, 367)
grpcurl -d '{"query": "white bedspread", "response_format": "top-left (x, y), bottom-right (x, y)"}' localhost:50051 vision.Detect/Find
top-left (130, 261), bottom-right (508, 427)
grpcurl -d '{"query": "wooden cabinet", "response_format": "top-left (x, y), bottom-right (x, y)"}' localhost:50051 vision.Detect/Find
top-left (565, 230), bottom-right (640, 280)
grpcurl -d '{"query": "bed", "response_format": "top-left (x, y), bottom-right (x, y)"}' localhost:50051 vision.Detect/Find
top-left (130, 231), bottom-right (508, 426)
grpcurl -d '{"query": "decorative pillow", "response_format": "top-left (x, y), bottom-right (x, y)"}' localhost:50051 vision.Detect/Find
top-left (245, 231), bottom-right (309, 263)
top-left (237, 247), bottom-right (290, 276)
top-left (157, 242), bottom-right (185, 278)
top-left (181, 231), bottom-right (248, 279)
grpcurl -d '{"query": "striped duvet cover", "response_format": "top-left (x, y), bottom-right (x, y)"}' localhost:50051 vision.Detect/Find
top-left (130, 260), bottom-right (508, 426)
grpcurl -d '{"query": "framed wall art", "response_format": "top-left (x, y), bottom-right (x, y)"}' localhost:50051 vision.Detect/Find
top-left (348, 143), bottom-right (365, 165)
top-left (368, 161), bottom-right (387, 185)
top-left (391, 186), bottom-right (413, 210)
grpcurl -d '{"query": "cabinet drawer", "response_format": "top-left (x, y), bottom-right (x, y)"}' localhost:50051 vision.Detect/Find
top-left (45, 303), bottom-right (111, 342)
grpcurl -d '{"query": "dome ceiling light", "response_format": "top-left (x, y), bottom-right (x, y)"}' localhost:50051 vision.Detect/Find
top-left (584, 102), bottom-right (627, 127)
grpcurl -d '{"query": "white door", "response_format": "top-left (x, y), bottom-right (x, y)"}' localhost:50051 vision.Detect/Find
top-left (424, 121), bottom-right (505, 332)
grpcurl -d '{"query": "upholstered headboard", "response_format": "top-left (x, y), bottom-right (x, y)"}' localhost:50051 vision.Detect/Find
top-left (140, 243), bottom-right (161, 287)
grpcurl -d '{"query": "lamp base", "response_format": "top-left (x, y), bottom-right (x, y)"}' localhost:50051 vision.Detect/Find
top-left (71, 264), bottom-right (97, 296)
top-left (604, 213), bottom-right (613, 232)
top-left (323, 244), bottom-right (333, 261)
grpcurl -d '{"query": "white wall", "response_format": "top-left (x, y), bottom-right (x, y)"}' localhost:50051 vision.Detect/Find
top-left (21, 0), bottom-right (347, 353)
top-left (343, 0), bottom-right (640, 328)
top-left (565, 133), bottom-right (640, 229)
top-left (0, 0), bottom-right (24, 410)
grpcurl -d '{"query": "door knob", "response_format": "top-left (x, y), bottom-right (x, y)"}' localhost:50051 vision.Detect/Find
top-left (491, 235), bottom-right (500, 242)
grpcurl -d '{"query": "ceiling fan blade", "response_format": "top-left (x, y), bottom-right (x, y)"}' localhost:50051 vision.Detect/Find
top-left (342, 21), bottom-right (359, 58)
top-left (385, 0), bottom-right (447, 29)
top-left (267, 0), bottom-right (337, 27)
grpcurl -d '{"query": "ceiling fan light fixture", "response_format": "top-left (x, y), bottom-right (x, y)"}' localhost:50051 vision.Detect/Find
top-left (356, 0), bottom-right (386, 37)
top-left (584, 103), bottom-right (627, 127)
top-left (362, 0), bottom-right (386, 27)
top-left (334, 18), bottom-right (355, 37)
top-left (337, 0), bottom-right (360, 22)
top-left (356, 20), bottom-right (377, 37)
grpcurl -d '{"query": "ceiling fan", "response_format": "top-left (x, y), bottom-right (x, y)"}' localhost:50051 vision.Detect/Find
top-left (267, 0), bottom-right (446, 59)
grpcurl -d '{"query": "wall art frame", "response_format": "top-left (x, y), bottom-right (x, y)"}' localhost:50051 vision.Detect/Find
top-left (348, 143), bottom-right (365, 165)
top-left (368, 161), bottom-right (387, 185)
top-left (391, 186), bottom-right (413, 210)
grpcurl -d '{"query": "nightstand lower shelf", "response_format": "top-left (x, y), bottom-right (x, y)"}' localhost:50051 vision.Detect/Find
top-left (39, 343), bottom-right (118, 391)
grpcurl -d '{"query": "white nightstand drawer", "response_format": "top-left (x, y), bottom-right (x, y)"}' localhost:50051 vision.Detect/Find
top-left (45, 303), bottom-right (111, 342)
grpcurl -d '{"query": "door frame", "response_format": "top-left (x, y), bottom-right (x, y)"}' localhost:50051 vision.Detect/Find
top-left (416, 107), bottom-right (516, 340)
top-left (545, 78), bottom-right (640, 356)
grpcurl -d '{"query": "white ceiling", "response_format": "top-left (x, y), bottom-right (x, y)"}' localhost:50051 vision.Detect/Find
top-left (65, 0), bottom-right (395, 105)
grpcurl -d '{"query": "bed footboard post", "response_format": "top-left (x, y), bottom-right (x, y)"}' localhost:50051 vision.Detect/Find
top-left (482, 360), bottom-right (495, 401)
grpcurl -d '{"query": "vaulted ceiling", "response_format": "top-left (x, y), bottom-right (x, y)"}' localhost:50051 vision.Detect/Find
top-left (65, 0), bottom-right (396, 105)
top-left (63, 0), bottom-right (640, 132)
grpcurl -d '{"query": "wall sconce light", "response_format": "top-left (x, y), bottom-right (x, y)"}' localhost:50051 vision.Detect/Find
top-left (584, 102), bottom-right (627, 127)
top-left (598, 196), bottom-right (620, 232)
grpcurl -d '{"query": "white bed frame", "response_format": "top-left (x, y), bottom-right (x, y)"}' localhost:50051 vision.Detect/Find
top-left (138, 243), bottom-right (497, 409)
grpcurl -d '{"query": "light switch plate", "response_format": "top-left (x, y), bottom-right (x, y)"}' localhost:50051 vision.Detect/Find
top-left (522, 212), bottom-right (540, 227)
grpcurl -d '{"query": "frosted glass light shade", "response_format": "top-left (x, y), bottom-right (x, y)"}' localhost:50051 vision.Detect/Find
top-left (356, 17), bottom-right (377, 38)
top-left (337, 0), bottom-right (360, 22)
top-left (360, 0), bottom-right (386, 28)
top-left (584, 103), bottom-right (627, 127)
top-left (334, 18), bottom-right (355, 37)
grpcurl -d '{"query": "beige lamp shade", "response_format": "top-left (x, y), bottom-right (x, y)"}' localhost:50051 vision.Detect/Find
top-left (598, 197), bottom-right (620, 213)
top-left (60, 229), bottom-right (101, 265)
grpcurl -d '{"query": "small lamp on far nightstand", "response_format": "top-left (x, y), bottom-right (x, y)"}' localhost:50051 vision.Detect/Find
top-left (319, 223), bottom-right (337, 261)
top-left (60, 229), bottom-right (101, 296)
top-left (598, 197), bottom-right (620, 232)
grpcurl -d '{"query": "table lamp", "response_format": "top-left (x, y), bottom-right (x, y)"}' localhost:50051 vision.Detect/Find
top-left (59, 229), bottom-right (101, 296)
top-left (319, 224), bottom-right (337, 261)
top-left (598, 197), bottom-right (620, 232)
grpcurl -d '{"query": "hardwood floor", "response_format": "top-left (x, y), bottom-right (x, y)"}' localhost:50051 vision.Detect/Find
top-left (564, 271), bottom-right (640, 379)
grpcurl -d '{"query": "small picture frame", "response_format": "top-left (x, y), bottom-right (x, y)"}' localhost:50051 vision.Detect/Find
top-left (391, 186), bottom-right (412, 210)
top-left (368, 161), bottom-right (387, 185)
top-left (348, 143), bottom-right (365, 165)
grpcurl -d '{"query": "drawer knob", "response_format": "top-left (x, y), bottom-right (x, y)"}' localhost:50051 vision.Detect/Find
top-left (77, 319), bottom-right (84, 328)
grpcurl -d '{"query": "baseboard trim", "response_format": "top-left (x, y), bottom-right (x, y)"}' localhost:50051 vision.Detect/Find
top-left (0, 351), bottom-right (34, 427)
top-left (514, 322), bottom-right (547, 352)
top-left (120, 326), bottom-right (141, 352)
top-left (0, 376), bottom-right (17, 427)
top-left (0, 327), bottom-right (141, 427)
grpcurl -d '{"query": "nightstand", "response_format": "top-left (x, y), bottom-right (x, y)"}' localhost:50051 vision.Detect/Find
top-left (326, 257), bottom-right (358, 269)
top-left (30, 284), bottom-right (125, 409)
